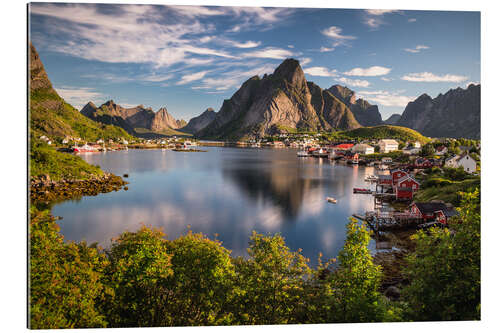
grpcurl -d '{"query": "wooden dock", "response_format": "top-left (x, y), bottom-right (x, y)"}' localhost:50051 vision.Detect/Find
top-left (352, 212), bottom-right (423, 232)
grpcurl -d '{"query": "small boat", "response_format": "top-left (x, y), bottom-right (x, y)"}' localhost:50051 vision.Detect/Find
top-left (297, 150), bottom-right (309, 157)
top-left (353, 188), bottom-right (373, 194)
top-left (326, 197), bottom-right (337, 204)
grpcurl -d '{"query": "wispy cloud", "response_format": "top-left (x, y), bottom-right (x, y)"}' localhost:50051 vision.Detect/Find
top-left (55, 86), bottom-right (104, 109)
top-left (319, 46), bottom-right (335, 52)
top-left (408, 18), bottom-right (417, 23)
top-left (337, 77), bottom-right (371, 87)
top-left (192, 64), bottom-right (276, 92)
top-left (245, 47), bottom-right (294, 60)
top-left (344, 66), bottom-right (391, 76)
top-left (404, 45), bottom-right (429, 53)
top-left (357, 90), bottom-right (415, 107)
top-left (401, 72), bottom-right (468, 82)
top-left (321, 26), bottom-right (357, 47)
top-left (303, 67), bottom-right (337, 77)
top-left (139, 73), bottom-right (175, 82)
top-left (363, 9), bottom-right (401, 29)
top-left (299, 57), bottom-right (312, 66)
top-left (177, 71), bottom-right (209, 85)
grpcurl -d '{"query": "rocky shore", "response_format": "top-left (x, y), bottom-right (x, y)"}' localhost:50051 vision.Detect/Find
top-left (30, 172), bottom-right (128, 204)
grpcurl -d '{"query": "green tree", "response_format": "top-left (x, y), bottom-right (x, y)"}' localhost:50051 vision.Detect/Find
top-left (402, 189), bottom-right (480, 321)
top-left (29, 208), bottom-right (109, 329)
top-left (103, 225), bottom-right (173, 327)
top-left (421, 143), bottom-right (435, 157)
top-left (162, 231), bottom-right (236, 326)
top-left (232, 232), bottom-right (311, 325)
top-left (325, 219), bottom-right (396, 322)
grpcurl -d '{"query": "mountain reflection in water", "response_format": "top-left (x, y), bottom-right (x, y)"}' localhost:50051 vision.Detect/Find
top-left (52, 147), bottom-right (376, 260)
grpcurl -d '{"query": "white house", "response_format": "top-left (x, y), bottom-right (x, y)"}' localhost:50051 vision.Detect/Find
top-left (378, 139), bottom-right (399, 153)
top-left (445, 153), bottom-right (477, 173)
top-left (352, 143), bottom-right (375, 155)
top-left (414, 141), bottom-right (421, 148)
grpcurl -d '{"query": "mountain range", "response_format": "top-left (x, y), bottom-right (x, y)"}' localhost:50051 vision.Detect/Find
top-left (396, 84), bottom-right (480, 139)
top-left (31, 44), bottom-right (480, 141)
top-left (81, 101), bottom-right (187, 137)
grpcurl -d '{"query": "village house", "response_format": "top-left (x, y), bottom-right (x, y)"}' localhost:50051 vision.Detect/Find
top-left (413, 157), bottom-right (433, 169)
top-left (444, 153), bottom-right (477, 173)
top-left (435, 145), bottom-right (448, 156)
top-left (333, 143), bottom-right (354, 151)
top-left (381, 157), bottom-right (392, 164)
top-left (344, 151), bottom-right (359, 163)
top-left (409, 202), bottom-right (458, 224)
top-left (378, 139), bottom-right (399, 153)
top-left (352, 143), bottom-right (374, 155)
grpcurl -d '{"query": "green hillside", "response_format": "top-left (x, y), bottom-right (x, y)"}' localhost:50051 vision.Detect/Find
top-left (339, 125), bottom-right (431, 143)
top-left (30, 43), bottom-right (133, 142)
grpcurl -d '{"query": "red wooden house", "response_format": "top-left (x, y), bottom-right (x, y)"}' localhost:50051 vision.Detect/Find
top-left (409, 202), bottom-right (457, 223)
top-left (413, 158), bottom-right (433, 168)
top-left (333, 143), bottom-right (354, 151)
top-left (394, 175), bottom-right (420, 200)
top-left (391, 169), bottom-right (409, 186)
top-left (344, 151), bottom-right (359, 163)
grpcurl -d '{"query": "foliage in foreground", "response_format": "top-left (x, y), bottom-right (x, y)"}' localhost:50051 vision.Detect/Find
top-left (402, 189), bottom-right (481, 321)
top-left (29, 190), bottom-right (480, 328)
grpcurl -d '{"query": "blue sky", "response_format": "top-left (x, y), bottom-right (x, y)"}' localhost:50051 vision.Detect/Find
top-left (29, 3), bottom-right (480, 121)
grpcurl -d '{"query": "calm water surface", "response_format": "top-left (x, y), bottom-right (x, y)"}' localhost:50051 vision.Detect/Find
top-left (53, 147), bottom-right (377, 260)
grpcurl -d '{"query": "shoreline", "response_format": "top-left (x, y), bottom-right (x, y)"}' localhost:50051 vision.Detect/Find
top-left (30, 172), bottom-right (128, 205)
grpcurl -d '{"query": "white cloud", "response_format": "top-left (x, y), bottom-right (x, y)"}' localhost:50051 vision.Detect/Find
top-left (177, 71), bottom-right (209, 85)
top-left (380, 77), bottom-right (393, 82)
top-left (344, 66), bottom-right (391, 76)
top-left (227, 40), bottom-right (261, 48)
top-left (357, 90), bottom-right (415, 107)
top-left (287, 45), bottom-right (294, 49)
top-left (193, 64), bottom-right (275, 92)
top-left (321, 26), bottom-right (357, 41)
top-left (245, 47), bottom-right (294, 60)
top-left (404, 45), bottom-right (430, 53)
top-left (299, 57), bottom-right (312, 66)
top-left (408, 18), bottom-right (417, 23)
top-left (365, 9), bottom-right (400, 16)
top-left (320, 46), bottom-right (334, 52)
top-left (55, 86), bottom-right (104, 110)
top-left (363, 9), bottom-right (400, 29)
top-left (337, 77), bottom-right (371, 87)
top-left (303, 67), bottom-right (337, 77)
top-left (401, 72), bottom-right (468, 83)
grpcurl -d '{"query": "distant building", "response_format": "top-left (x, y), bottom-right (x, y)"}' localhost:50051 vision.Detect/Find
top-left (414, 141), bottom-right (421, 148)
top-left (445, 153), bottom-right (477, 173)
top-left (435, 145), bottom-right (448, 156)
top-left (378, 139), bottom-right (399, 153)
top-left (352, 143), bottom-right (374, 155)
top-left (333, 143), bottom-right (354, 151)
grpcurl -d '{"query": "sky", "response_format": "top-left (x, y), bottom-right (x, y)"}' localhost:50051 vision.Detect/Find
top-left (29, 3), bottom-right (480, 121)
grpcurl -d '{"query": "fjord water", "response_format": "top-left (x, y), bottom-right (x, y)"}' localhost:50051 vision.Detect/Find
top-left (53, 147), bottom-right (376, 260)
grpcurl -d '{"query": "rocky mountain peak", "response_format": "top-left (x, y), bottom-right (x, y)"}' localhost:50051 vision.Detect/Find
top-left (272, 58), bottom-right (307, 89)
top-left (29, 42), bottom-right (54, 91)
top-left (327, 85), bottom-right (357, 105)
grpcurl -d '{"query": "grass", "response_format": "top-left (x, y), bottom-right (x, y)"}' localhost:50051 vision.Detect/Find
top-left (134, 127), bottom-right (192, 137)
top-left (30, 87), bottom-right (133, 142)
top-left (30, 137), bottom-right (103, 181)
top-left (413, 178), bottom-right (480, 205)
top-left (338, 125), bottom-right (431, 143)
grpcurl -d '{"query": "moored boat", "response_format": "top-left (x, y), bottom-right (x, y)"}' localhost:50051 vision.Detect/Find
top-left (297, 150), bottom-right (309, 157)
top-left (353, 188), bottom-right (373, 194)
top-left (326, 197), bottom-right (337, 204)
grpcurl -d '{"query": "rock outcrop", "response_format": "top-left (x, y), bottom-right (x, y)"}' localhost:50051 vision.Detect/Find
top-left (396, 84), bottom-right (480, 139)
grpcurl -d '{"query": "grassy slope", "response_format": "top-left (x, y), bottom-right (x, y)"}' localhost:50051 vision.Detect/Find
top-left (30, 87), bottom-right (133, 141)
top-left (339, 125), bottom-right (431, 143)
top-left (413, 178), bottom-right (480, 205)
top-left (30, 137), bottom-right (103, 181)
